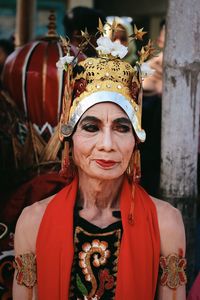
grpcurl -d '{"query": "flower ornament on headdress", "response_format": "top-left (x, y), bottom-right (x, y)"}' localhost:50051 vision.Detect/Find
top-left (56, 55), bottom-right (75, 70)
top-left (56, 36), bottom-right (78, 71)
top-left (96, 36), bottom-right (128, 58)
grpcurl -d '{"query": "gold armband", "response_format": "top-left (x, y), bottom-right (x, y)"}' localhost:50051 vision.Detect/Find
top-left (14, 253), bottom-right (37, 288)
top-left (160, 253), bottom-right (187, 289)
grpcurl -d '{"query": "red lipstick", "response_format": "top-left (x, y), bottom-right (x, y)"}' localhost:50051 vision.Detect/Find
top-left (95, 160), bottom-right (117, 168)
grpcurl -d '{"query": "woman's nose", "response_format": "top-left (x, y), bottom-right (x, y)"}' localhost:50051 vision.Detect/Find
top-left (97, 128), bottom-right (114, 151)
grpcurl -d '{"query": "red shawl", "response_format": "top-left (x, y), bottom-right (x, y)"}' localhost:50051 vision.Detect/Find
top-left (36, 176), bottom-right (160, 299)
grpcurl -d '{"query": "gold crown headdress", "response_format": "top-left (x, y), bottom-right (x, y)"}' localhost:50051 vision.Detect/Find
top-left (58, 20), bottom-right (156, 143)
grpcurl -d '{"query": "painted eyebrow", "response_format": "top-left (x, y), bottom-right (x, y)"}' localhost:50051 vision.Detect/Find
top-left (113, 117), bottom-right (131, 125)
top-left (79, 116), bottom-right (100, 125)
top-left (79, 116), bottom-right (131, 125)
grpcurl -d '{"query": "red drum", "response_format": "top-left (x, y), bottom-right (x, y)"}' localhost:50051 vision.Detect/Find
top-left (2, 39), bottom-right (85, 130)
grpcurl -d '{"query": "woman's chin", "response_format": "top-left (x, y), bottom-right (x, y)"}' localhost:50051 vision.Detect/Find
top-left (84, 168), bottom-right (124, 181)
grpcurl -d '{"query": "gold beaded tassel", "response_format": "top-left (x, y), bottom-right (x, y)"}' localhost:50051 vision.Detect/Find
top-left (127, 146), bottom-right (141, 224)
top-left (59, 62), bottom-right (74, 142)
top-left (58, 47), bottom-right (74, 180)
top-left (59, 141), bottom-right (70, 179)
top-left (133, 146), bottom-right (141, 184)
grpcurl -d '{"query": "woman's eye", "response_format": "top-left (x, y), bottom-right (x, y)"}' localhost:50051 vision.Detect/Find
top-left (82, 124), bottom-right (99, 132)
top-left (114, 124), bottom-right (131, 133)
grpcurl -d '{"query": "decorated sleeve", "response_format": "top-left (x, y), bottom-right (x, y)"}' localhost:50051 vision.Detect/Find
top-left (159, 253), bottom-right (187, 289)
top-left (14, 253), bottom-right (37, 288)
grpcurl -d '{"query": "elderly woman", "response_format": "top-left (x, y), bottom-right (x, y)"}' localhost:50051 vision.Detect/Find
top-left (13, 31), bottom-right (187, 300)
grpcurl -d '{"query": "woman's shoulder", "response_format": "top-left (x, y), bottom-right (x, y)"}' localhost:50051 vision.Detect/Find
top-left (14, 195), bottom-right (55, 254)
top-left (151, 196), bottom-right (181, 221)
top-left (20, 196), bottom-right (54, 225)
top-left (151, 196), bottom-right (186, 256)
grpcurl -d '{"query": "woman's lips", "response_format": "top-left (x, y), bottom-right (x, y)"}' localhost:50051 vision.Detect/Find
top-left (95, 159), bottom-right (117, 168)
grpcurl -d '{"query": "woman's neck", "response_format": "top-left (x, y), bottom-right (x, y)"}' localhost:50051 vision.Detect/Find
top-left (77, 171), bottom-right (124, 210)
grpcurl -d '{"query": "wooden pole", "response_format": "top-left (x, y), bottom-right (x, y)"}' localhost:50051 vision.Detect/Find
top-left (160, 0), bottom-right (200, 287)
top-left (15, 0), bottom-right (36, 47)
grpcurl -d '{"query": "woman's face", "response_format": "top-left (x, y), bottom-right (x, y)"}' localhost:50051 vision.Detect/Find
top-left (72, 102), bottom-right (135, 180)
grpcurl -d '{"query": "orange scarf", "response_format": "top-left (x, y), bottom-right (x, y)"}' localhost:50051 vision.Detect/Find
top-left (36, 176), bottom-right (160, 299)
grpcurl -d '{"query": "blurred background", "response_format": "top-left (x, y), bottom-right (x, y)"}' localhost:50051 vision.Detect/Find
top-left (0, 0), bottom-right (166, 42)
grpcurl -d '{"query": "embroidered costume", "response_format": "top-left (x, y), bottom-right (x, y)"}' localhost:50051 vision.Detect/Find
top-left (69, 208), bottom-right (122, 299)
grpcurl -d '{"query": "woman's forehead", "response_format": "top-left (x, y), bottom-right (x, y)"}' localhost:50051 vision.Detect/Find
top-left (81, 102), bottom-right (129, 119)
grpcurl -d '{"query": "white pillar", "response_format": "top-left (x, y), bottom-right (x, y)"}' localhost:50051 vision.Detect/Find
top-left (160, 0), bottom-right (200, 200)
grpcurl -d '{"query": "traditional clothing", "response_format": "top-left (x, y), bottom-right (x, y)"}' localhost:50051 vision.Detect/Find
top-left (36, 176), bottom-right (160, 300)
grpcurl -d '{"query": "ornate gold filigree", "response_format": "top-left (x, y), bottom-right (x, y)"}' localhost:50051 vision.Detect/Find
top-left (160, 253), bottom-right (187, 289)
top-left (14, 253), bottom-right (37, 288)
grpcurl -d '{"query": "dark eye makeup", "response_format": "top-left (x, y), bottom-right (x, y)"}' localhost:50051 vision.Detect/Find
top-left (81, 123), bottom-right (99, 132)
top-left (79, 116), bottom-right (132, 133)
top-left (113, 124), bottom-right (131, 132)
